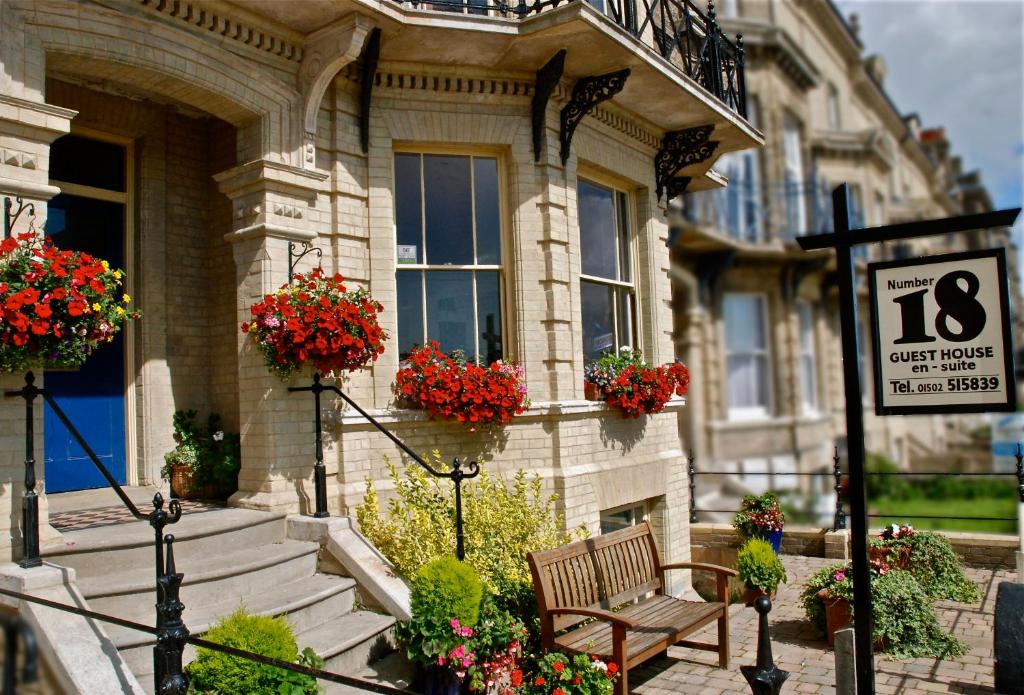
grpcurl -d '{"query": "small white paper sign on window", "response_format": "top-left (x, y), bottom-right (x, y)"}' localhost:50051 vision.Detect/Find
top-left (397, 245), bottom-right (418, 265)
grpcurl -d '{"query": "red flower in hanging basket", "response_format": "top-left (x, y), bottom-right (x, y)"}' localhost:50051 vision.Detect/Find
top-left (392, 341), bottom-right (528, 431)
top-left (241, 269), bottom-right (387, 379)
top-left (0, 232), bottom-right (139, 373)
top-left (583, 348), bottom-right (689, 418)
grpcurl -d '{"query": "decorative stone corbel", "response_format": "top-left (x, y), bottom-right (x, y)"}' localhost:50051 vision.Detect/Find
top-left (559, 68), bottom-right (630, 165)
top-left (654, 125), bottom-right (719, 202)
top-left (299, 14), bottom-right (376, 165)
top-left (533, 50), bottom-right (566, 162)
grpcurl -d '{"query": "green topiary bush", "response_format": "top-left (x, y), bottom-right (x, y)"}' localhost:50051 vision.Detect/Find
top-left (411, 557), bottom-right (483, 629)
top-left (186, 608), bottom-right (322, 694)
top-left (736, 538), bottom-right (787, 593)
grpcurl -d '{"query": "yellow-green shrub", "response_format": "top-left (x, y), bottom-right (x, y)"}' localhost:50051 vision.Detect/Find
top-left (357, 454), bottom-right (582, 604)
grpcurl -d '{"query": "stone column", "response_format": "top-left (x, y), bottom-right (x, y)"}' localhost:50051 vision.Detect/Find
top-left (214, 158), bottom-right (340, 515)
top-left (0, 94), bottom-right (75, 563)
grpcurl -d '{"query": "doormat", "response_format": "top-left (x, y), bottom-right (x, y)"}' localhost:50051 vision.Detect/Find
top-left (50, 499), bottom-right (226, 532)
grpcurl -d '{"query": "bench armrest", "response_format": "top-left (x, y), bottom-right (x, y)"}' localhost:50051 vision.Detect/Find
top-left (547, 607), bottom-right (638, 630)
top-left (660, 563), bottom-right (737, 604)
top-left (661, 562), bottom-right (739, 578)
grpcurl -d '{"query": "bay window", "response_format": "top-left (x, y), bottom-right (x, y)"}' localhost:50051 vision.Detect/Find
top-left (724, 293), bottom-right (771, 418)
top-left (394, 152), bottom-right (503, 364)
top-left (578, 179), bottom-right (636, 360)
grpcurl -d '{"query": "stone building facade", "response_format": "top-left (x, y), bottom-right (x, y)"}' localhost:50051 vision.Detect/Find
top-left (0, 0), bottom-right (760, 568)
top-left (673, 0), bottom-right (1017, 520)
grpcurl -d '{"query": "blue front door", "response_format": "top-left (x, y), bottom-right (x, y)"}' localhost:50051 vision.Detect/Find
top-left (43, 136), bottom-right (129, 493)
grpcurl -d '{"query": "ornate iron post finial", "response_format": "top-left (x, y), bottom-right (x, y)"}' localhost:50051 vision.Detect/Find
top-left (741, 597), bottom-right (790, 695)
top-left (156, 535), bottom-right (189, 695)
top-left (834, 446), bottom-right (847, 530)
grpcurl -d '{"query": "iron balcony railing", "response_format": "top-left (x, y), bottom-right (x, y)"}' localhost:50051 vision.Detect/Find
top-left (681, 175), bottom-right (865, 246)
top-left (387, 0), bottom-right (747, 118)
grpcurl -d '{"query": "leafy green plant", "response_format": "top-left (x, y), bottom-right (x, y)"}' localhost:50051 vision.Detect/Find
top-left (902, 531), bottom-right (981, 602)
top-left (357, 455), bottom-right (581, 619)
top-left (412, 557), bottom-right (483, 629)
top-left (800, 563), bottom-right (966, 659)
top-left (160, 409), bottom-right (241, 495)
top-left (521, 652), bottom-right (619, 695)
top-left (732, 492), bottom-right (785, 539)
top-left (185, 608), bottom-right (321, 694)
top-left (737, 539), bottom-right (787, 593)
top-left (866, 453), bottom-right (907, 500)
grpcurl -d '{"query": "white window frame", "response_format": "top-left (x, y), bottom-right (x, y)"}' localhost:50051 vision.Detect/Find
top-left (796, 300), bottom-right (819, 415)
top-left (783, 113), bottom-right (807, 236)
top-left (578, 176), bottom-right (639, 359)
top-left (599, 501), bottom-right (649, 535)
top-left (392, 150), bottom-right (507, 365)
top-left (724, 293), bottom-right (772, 420)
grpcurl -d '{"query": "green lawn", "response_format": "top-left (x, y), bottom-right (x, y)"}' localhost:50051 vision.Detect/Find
top-left (870, 496), bottom-right (1018, 534)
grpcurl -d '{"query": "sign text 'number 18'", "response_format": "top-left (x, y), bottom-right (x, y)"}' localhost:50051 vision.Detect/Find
top-left (868, 248), bottom-right (1015, 415)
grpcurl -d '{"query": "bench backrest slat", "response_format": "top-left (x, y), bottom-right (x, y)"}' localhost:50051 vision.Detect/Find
top-left (528, 522), bottom-right (663, 632)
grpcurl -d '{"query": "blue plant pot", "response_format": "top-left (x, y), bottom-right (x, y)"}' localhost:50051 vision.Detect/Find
top-left (756, 529), bottom-right (783, 554)
top-left (419, 665), bottom-right (467, 695)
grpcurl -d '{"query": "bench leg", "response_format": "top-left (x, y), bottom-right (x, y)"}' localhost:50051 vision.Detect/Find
top-left (613, 625), bottom-right (628, 695)
top-left (718, 607), bottom-right (730, 669)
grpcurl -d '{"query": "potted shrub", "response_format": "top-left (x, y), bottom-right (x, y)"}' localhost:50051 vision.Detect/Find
top-left (521, 652), bottom-right (619, 695)
top-left (186, 608), bottom-right (322, 693)
top-left (732, 492), bottom-right (786, 553)
top-left (800, 561), bottom-right (967, 658)
top-left (242, 268), bottom-right (387, 380)
top-left (582, 347), bottom-right (689, 417)
top-left (737, 538), bottom-right (787, 606)
top-left (161, 410), bottom-right (241, 499)
top-left (870, 523), bottom-right (915, 569)
top-left (393, 342), bottom-right (529, 432)
top-left (902, 530), bottom-right (980, 602)
top-left (397, 557), bottom-right (484, 695)
top-left (0, 232), bottom-right (139, 373)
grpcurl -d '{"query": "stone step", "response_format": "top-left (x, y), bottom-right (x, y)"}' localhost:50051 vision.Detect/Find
top-left (113, 572), bottom-right (357, 654)
top-left (81, 539), bottom-right (320, 617)
top-left (298, 610), bottom-right (397, 675)
top-left (48, 508), bottom-right (287, 578)
top-left (322, 651), bottom-right (416, 694)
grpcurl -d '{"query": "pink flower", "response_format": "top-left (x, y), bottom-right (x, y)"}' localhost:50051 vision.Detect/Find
top-left (437, 656), bottom-right (446, 666)
top-left (450, 618), bottom-right (461, 629)
top-left (834, 571), bottom-right (846, 582)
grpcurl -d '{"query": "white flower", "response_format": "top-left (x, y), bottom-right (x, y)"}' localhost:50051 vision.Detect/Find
top-left (213, 431), bottom-right (224, 442)
top-left (619, 345), bottom-right (632, 352)
top-left (591, 660), bottom-right (608, 672)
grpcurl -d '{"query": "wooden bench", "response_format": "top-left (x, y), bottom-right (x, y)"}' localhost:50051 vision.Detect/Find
top-left (527, 521), bottom-right (737, 694)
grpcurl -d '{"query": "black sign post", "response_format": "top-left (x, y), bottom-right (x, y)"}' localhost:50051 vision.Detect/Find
top-left (797, 184), bottom-right (1020, 695)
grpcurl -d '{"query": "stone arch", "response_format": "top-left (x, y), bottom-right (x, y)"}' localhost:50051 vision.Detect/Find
top-left (12, 0), bottom-right (303, 165)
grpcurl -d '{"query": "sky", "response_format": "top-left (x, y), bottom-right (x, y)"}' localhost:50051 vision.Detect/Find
top-left (834, 0), bottom-right (1024, 268)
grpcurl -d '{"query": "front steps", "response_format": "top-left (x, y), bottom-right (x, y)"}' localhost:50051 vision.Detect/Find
top-left (47, 505), bottom-right (398, 693)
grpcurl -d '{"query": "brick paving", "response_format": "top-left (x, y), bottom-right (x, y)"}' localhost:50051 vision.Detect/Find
top-left (631, 555), bottom-right (1013, 694)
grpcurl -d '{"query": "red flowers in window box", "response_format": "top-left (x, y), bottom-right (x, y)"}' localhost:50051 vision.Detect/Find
top-left (392, 342), bottom-right (528, 431)
top-left (241, 269), bottom-right (387, 380)
top-left (584, 348), bottom-right (689, 418)
top-left (0, 232), bottom-right (139, 373)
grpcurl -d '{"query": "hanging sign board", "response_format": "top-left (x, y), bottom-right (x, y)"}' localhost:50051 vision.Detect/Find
top-left (868, 248), bottom-right (1016, 415)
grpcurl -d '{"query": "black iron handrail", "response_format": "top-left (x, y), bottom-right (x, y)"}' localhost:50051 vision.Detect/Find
top-left (387, 0), bottom-right (746, 118)
top-left (290, 373), bottom-right (480, 560)
top-left (688, 445), bottom-right (1024, 531)
top-left (0, 544), bottom-right (416, 695)
top-left (3, 370), bottom-right (183, 691)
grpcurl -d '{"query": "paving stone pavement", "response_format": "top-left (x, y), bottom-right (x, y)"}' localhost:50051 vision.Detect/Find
top-left (630, 555), bottom-right (1014, 695)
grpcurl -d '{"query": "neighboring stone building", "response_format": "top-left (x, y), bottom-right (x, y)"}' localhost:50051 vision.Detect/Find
top-left (672, 0), bottom-right (1018, 520)
top-left (0, 0), bottom-right (761, 576)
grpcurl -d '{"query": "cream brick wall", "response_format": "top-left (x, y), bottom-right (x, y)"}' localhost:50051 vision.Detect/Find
top-left (0, 0), bottom-right (700, 569)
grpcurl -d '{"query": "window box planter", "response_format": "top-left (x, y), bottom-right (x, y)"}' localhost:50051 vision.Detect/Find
top-left (583, 381), bottom-right (603, 401)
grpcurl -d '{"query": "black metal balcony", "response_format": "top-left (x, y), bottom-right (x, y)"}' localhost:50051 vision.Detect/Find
top-left (681, 174), bottom-right (858, 245)
top-left (387, 0), bottom-right (747, 118)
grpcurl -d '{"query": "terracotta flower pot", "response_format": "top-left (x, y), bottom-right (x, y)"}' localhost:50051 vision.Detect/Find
top-left (819, 592), bottom-right (852, 647)
top-left (584, 381), bottom-right (604, 401)
top-left (869, 545), bottom-right (911, 570)
top-left (743, 586), bottom-right (775, 607)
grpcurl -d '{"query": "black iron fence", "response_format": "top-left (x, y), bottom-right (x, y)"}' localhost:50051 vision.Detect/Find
top-left (387, 0), bottom-right (747, 118)
top-left (687, 446), bottom-right (1024, 533)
